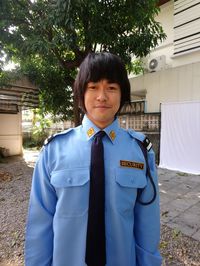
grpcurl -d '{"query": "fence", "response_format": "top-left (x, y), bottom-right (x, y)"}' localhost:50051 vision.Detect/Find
top-left (118, 104), bottom-right (161, 163)
top-left (118, 113), bottom-right (160, 132)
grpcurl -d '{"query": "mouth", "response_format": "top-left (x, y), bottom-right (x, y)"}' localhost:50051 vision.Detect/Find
top-left (95, 106), bottom-right (111, 109)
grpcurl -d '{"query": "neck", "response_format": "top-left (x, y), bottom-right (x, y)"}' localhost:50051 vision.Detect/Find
top-left (86, 115), bottom-right (115, 129)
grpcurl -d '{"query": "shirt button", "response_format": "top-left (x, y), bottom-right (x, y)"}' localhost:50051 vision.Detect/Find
top-left (67, 178), bottom-right (72, 184)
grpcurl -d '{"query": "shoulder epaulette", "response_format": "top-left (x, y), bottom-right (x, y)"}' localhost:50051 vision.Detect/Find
top-left (142, 137), bottom-right (152, 151)
top-left (127, 129), bottom-right (152, 151)
top-left (44, 128), bottom-right (73, 146)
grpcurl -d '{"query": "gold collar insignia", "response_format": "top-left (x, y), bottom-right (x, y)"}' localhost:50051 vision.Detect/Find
top-left (109, 130), bottom-right (116, 141)
top-left (87, 127), bottom-right (95, 137)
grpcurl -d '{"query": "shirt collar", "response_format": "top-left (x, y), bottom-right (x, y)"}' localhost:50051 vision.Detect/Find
top-left (82, 115), bottom-right (119, 144)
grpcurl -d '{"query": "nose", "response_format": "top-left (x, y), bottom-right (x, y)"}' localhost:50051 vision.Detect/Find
top-left (96, 88), bottom-right (108, 101)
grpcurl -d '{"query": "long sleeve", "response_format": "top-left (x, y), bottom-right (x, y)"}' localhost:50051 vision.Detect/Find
top-left (134, 149), bottom-right (162, 266)
top-left (25, 147), bottom-right (57, 266)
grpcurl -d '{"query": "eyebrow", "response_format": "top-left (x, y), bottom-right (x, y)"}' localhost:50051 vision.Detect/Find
top-left (87, 79), bottom-right (119, 84)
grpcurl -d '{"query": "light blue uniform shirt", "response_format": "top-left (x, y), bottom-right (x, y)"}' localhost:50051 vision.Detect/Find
top-left (25, 115), bottom-right (162, 266)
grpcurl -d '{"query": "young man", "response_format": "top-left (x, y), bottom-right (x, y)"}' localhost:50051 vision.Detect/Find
top-left (25, 52), bottom-right (162, 266)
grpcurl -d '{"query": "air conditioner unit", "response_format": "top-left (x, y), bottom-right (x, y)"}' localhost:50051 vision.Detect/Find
top-left (147, 55), bottom-right (166, 72)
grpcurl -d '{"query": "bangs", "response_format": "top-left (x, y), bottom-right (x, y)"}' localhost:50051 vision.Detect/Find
top-left (86, 57), bottom-right (123, 84)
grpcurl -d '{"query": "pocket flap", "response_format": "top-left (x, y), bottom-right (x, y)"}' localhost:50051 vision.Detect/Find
top-left (51, 168), bottom-right (90, 188)
top-left (116, 168), bottom-right (147, 188)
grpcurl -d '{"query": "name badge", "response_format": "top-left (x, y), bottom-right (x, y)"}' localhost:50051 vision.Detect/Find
top-left (120, 160), bottom-right (144, 170)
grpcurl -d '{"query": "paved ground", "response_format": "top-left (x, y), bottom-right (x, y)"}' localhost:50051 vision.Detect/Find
top-left (158, 167), bottom-right (200, 242)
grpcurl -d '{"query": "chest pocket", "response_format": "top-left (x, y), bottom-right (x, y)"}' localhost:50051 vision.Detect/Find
top-left (114, 168), bottom-right (147, 216)
top-left (50, 168), bottom-right (90, 217)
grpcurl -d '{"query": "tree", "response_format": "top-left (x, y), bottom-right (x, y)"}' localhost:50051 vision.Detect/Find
top-left (0, 0), bottom-right (166, 125)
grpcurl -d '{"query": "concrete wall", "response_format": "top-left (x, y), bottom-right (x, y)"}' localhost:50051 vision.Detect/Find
top-left (0, 113), bottom-right (22, 156)
top-left (130, 61), bottom-right (200, 113)
top-left (145, 0), bottom-right (200, 69)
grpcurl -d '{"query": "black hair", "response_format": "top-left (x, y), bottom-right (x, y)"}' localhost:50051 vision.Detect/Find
top-left (73, 52), bottom-right (131, 113)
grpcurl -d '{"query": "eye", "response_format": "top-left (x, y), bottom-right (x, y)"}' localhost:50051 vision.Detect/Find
top-left (86, 83), bottom-right (97, 90)
top-left (108, 86), bottom-right (117, 90)
top-left (107, 84), bottom-right (120, 91)
top-left (88, 86), bottom-right (96, 90)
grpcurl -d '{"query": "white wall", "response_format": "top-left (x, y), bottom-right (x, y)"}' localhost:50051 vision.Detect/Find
top-left (146, 0), bottom-right (200, 69)
top-left (0, 113), bottom-right (22, 156)
top-left (130, 62), bottom-right (200, 112)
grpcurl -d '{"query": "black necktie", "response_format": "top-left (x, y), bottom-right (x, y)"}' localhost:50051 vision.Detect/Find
top-left (85, 131), bottom-right (106, 266)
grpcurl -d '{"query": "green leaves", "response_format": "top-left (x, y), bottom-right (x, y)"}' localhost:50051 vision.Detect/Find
top-left (0, 0), bottom-right (166, 122)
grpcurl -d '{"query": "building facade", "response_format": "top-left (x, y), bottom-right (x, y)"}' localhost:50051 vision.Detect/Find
top-left (119, 0), bottom-right (200, 166)
top-left (129, 0), bottom-right (200, 112)
top-left (0, 77), bottom-right (38, 156)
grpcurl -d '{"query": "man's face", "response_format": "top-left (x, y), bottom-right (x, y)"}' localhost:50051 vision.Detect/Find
top-left (84, 79), bottom-right (121, 129)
